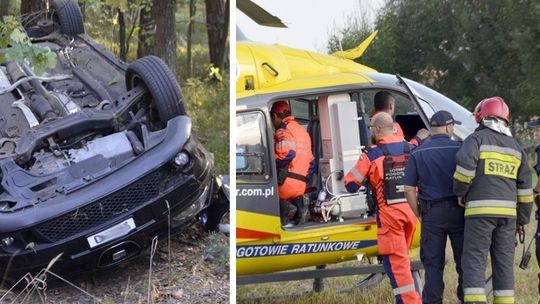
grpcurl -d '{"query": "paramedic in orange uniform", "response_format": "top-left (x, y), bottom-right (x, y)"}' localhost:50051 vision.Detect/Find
top-left (344, 112), bottom-right (421, 304)
top-left (271, 101), bottom-right (314, 226)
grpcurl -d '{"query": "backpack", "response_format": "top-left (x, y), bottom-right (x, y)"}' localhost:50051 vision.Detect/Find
top-left (379, 142), bottom-right (410, 205)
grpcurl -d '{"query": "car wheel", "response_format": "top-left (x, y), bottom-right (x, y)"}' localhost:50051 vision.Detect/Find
top-left (51, 0), bottom-right (85, 36)
top-left (126, 56), bottom-right (186, 125)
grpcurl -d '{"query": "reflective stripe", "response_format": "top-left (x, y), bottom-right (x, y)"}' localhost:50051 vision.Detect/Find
top-left (349, 166), bottom-right (366, 183)
top-left (479, 145), bottom-right (522, 159)
top-left (493, 296), bottom-right (515, 304)
top-left (387, 198), bottom-right (407, 204)
top-left (276, 141), bottom-right (296, 150)
top-left (517, 189), bottom-right (533, 196)
top-left (466, 200), bottom-right (516, 209)
top-left (454, 171), bottom-right (473, 184)
top-left (456, 165), bottom-right (476, 177)
top-left (493, 290), bottom-right (514, 297)
top-left (393, 283), bottom-right (416, 296)
top-left (464, 294), bottom-right (487, 302)
top-left (479, 151), bottom-right (521, 165)
top-left (517, 195), bottom-right (534, 203)
top-left (464, 288), bottom-right (485, 295)
top-left (517, 189), bottom-right (533, 203)
top-left (465, 207), bottom-right (516, 217)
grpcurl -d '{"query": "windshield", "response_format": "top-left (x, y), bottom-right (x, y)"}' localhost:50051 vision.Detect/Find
top-left (403, 78), bottom-right (477, 141)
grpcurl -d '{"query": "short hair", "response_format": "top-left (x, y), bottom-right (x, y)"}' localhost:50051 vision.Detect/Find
top-left (374, 91), bottom-right (394, 111)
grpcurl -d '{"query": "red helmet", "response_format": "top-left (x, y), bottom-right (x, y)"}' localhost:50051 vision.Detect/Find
top-left (474, 96), bottom-right (510, 124)
top-left (270, 101), bottom-right (290, 115)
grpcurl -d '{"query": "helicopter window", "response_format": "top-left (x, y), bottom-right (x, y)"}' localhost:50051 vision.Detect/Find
top-left (236, 111), bottom-right (271, 183)
top-left (353, 90), bottom-right (415, 115)
top-left (351, 90), bottom-right (426, 141)
top-left (289, 98), bottom-right (317, 127)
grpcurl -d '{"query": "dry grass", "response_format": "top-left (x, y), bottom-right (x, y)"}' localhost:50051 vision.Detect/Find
top-left (0, 225), bottom-right (230, 304)
top-left (238, 220), bottom-right (540, 304)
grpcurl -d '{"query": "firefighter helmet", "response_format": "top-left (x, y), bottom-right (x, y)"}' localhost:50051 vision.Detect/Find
top-left (474, 96), bottom-right (510, 124)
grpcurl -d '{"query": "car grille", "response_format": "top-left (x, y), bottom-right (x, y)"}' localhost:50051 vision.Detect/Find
top-left (35, 170), bottom-right (163, 243)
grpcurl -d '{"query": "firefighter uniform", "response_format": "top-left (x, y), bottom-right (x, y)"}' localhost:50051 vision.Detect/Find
top-left (345, 133), bottom-right (421, 304)
top-left (274, 115), bottom-right (314, 223)
top-left (453, 126), bottom-right (533, 304)
top-left (403, 111), bottom-right (464, 304)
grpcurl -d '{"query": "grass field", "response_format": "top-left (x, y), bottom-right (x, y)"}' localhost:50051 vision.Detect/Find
top-left (237, 182), bottom-right (540, 303)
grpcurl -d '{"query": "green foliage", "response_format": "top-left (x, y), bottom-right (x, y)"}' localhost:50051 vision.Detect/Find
top-left (183, 77), bottom-right (229, 174)
top-left (328, 0), bottom-right (540, 121)
top-left (104, 0), bottom-right (128, 12)
top-left (0, 16), bottom-right (57, 75)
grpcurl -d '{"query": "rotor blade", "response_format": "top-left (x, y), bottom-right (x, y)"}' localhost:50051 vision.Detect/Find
top-left (237, 0), bottom-right (287, 28)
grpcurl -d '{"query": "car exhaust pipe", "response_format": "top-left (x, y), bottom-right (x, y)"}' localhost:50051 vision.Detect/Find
top-left (98, 241), bottom-right (141, 268)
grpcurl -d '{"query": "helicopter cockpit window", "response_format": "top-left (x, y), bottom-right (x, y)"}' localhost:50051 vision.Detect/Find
top-left (353, 90), bottom-right (426, 141)
top-left (236, 112), bottom-right (270, 183)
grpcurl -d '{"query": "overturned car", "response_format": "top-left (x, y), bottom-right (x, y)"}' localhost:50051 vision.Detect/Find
top-left (0, 0), bottom-right (227, 284)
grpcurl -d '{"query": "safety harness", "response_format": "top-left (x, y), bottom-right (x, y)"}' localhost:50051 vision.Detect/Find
top-left (379, 142), bottom-right (410, 205)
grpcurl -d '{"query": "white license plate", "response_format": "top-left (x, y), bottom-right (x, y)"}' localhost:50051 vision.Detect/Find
top-left (87, 218), bottom-right (136, 248)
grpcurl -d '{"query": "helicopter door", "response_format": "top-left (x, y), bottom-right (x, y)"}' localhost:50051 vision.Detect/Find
top-left (236, 111), bottom-right (281, 236)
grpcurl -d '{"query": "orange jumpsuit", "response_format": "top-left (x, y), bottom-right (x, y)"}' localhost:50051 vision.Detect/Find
top-left (344, 133), bottom-right (421, 304)
top-left (274, 116), bottom-right (314, 201)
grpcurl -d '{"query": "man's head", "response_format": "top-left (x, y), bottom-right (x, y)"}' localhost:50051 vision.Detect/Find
top-left (374, 91), bottom-right (395, 116)
top-left (528, 117), bottom-right (540, 143)
top-left (370, 112), bottom-right (395, 141)
top-left (429, 110), bottom-right (461, 137)
top-left (270, 101), bottom-right (291, 129)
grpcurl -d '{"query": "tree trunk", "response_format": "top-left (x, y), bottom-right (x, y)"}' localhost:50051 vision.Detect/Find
top-left (137, 1), bottom-right (153, 59)
top-left (0, 1), bottom-right (10, 17)
top-left (118, 9), bottom-right (127, 61)
top-left (205, 0), bottom-right (228, 72)
top-left (151, 0), bottom-right (177, 75)
top-left (20, 0), bottom-right (44, 16)
top-left (187, 0), bottom-right (196, 78)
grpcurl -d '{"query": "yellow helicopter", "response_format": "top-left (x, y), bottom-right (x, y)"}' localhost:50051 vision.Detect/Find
top-left (235, 0), bottom-right (476, 278)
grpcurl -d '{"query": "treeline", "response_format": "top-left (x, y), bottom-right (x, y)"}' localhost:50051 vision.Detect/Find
top-left (1, 0), bottom-right (229, 80)
top-left (328, 0), bottom-right (540, 121)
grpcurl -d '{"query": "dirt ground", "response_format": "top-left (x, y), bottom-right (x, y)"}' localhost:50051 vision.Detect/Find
top-left (0, 224), bottom-right (230, 304)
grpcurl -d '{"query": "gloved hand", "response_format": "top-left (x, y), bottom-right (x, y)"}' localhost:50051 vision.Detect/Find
top-left (516, 224), bottom-right (525, 236)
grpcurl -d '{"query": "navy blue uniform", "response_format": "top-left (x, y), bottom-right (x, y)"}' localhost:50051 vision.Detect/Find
top-left (403, 134), bottom-right (464, 304)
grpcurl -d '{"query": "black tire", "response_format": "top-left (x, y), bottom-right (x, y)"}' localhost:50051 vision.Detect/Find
top-left (126, 56), bottom-right (186, 123)
top-left (51, 0), bottom-right (85, 36)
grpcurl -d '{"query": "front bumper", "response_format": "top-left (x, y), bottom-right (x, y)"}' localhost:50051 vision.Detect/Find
top-left (0, 117), bottom-right (215, 282)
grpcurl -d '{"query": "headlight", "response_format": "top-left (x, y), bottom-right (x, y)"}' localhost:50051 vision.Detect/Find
top-left (1, 237), bottom-right (14, 246)
top-left (173, 152), bottom-right (190, 167)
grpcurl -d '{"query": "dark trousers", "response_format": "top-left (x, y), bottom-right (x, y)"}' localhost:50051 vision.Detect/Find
top-left (279, 197), bottom-right (304, 225)
top-left (420, 199), bottom-right (464, 304)
top-left (462, 217), bottom-right (516, 304)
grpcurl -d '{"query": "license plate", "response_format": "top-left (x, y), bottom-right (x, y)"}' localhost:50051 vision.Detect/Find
top-left (87, 218), bottom-right (136, 248)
